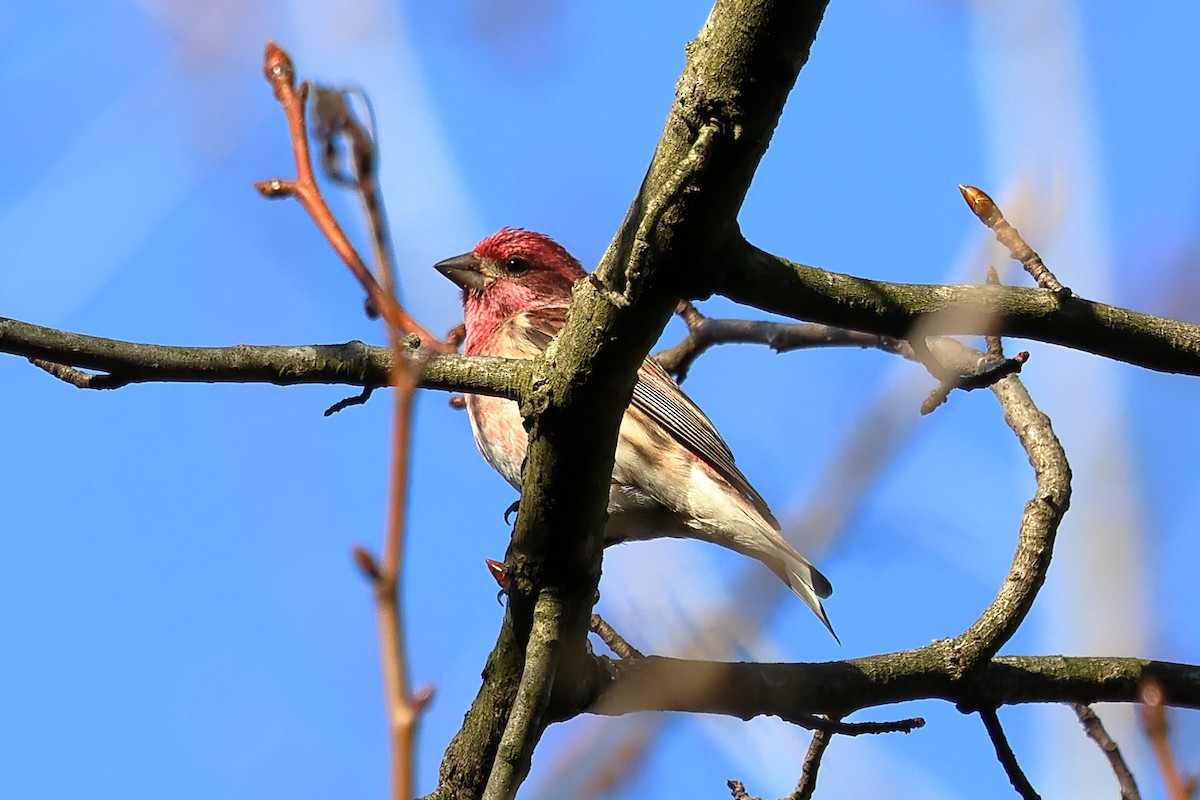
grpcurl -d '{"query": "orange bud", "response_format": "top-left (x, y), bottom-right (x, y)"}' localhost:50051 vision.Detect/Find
top-left (958, 184), bottom-right (1001, 226)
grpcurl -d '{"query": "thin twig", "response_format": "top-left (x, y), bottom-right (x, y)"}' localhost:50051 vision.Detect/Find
top-left (984, 266), bottom-right (1005, 357)
top-left (789, 727), bottom-right (833, 800)
top-left (367, 346), bottom-right (435, 800)
top-left (979, 708), bottom-right (1041, 800)
top-left (311, 84), bottom-right (398, 317)
top-left (654, 298), bottom-right (1026, 416)
top-left (1139, 678), bottom-right (1198, 800)
top-left (28, 358), bottom-right (128, 389)
top-left (654, 305), bottom-right (897, 383)
top-left (1072, 704), bottom-right (1141, 800)
top-left (324, 385), bottom-right (377, 416)
top-left (727, 779), bottom-right (760, 800)
top-left (959, 184), bottom-right (1071, 298)
top-left (590, 614), bottom-right (644, 660)
top-left (254, 42), bottom-right (448, 352)
top-left (784, 715), bottom-right (924, 736)
top-left (257, 44), bottom-right (442, 799)
top-left (916, 346), bottom-right (1030, 415)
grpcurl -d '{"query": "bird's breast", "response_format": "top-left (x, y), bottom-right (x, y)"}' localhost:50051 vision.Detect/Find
top-left (465, 393), bottom-right (527, 488)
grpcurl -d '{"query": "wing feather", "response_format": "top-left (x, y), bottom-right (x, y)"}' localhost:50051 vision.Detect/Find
top-left (522, 307), bottom-right (780, 530)
top-left (632, 358), bottom-right (780, 530)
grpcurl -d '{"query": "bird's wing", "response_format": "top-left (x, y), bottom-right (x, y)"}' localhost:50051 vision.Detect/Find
top-left (520, 303), bottom-right (567, 349)
top-left (632, 357), bottom-right (781, 530)
top-left (523, 306), bottom-right (780, 530)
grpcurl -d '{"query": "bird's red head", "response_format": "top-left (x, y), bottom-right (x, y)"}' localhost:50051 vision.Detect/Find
top-left (435, 228), bottom-right (585, 347)
top-left (473, 228), bottom-right (585, 284)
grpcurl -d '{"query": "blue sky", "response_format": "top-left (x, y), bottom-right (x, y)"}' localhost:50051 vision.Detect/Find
top-left (3, 2), bottom-right (1200, 798)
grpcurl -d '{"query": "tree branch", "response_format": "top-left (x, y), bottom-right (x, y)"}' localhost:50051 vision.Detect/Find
top-left (0, 317), bottom-right (528, 400)
top-left (430, 2), bottom-right (833, 797)
top-left (790, 727), bottom-right (833, 800)
top-left (1073, 704), bottom-right (1141, 800)
top-left (588, 653), bottom-right (1200, 720)
top-left (723, 240), bottom-right (1200, 376)
top-left (979, 707), bottom-right (1040, 800)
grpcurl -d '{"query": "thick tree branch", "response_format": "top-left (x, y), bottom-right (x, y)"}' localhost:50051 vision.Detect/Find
top-left (431, 3), bottom-right (833, 798)
top-left (588, 653), bottom-right (1200, 720)
top-left (723, 241), bottom-right (1200, 376)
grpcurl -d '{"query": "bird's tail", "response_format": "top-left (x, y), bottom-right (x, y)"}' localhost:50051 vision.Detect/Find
top-left (769, 552), bottom-right (838, 643)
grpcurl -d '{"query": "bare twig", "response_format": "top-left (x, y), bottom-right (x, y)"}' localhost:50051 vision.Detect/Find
top-left (1139, 678), bottom-right (1198, 800)
top-left (654, 303), bottom-right (897, 382)
top-left (786, 715), bottom-right (923, 736)
top-left (254, 42), bottom-right (448, 352)
top-left (725, 241), bottom-right (1200, 377)
top-left (324, 385), bottom-right (376, 416)
top-left (984, 266), bottom-right (1006, 356)
top-left (959, 184), bottom-right (1070, 298)
top-left (727, 779), bottom-right (760, 800)
top-left (790, 727), bottom-right (833, 800)
top-left (910, 335), bottom-right (1030, 415)
top-left (948, 351), bottom-right (1070, 672)
top-left (256, 45), bottom-right (445, 799)
top-left (979, 708), bottom-right (1041, 800)
top-left (311, 84), bottom-right (398, 318)
top-left (590, 614), bottom-right (644, 660)
top-left (1072, 704), bottom-right (1141, 800)
top-left (363, 346), bottom-right (435, 800)
top-left (28, 358), bottom-right (128, 389)
top-left (654, 297), bottom-right (1027, 415)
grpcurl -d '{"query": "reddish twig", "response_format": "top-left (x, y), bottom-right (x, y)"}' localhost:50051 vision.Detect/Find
top-left (254, 42), bottom-right (449, 352)
top-left (256, 41), bottom-right (442, 799)
top-left (1139, 678), bottom-right (1197, 800)
top-left (959, 184), bottom-right (1071, 299)
top-left (349, 296), bottom-right (436, 800)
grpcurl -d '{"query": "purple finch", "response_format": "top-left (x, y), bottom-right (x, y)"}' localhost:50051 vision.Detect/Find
top-left (436, 228), bottom-right (835, 638)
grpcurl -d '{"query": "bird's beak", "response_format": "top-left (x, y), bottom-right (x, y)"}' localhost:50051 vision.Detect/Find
top-left (434, 252), bottom-right (489, 292)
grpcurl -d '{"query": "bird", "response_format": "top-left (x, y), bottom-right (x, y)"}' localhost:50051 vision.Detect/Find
top-left (435, 227), bottom-right (835, 638)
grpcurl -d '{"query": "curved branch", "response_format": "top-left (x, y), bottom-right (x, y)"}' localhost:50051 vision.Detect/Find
top-left (722, 241), bottom-right (1200, 376)
top-left (949, 367), bottom-right (1070, 673)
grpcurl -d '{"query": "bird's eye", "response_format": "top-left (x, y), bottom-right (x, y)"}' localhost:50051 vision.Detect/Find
top-left (504, 256), bottom-right (529, 274)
